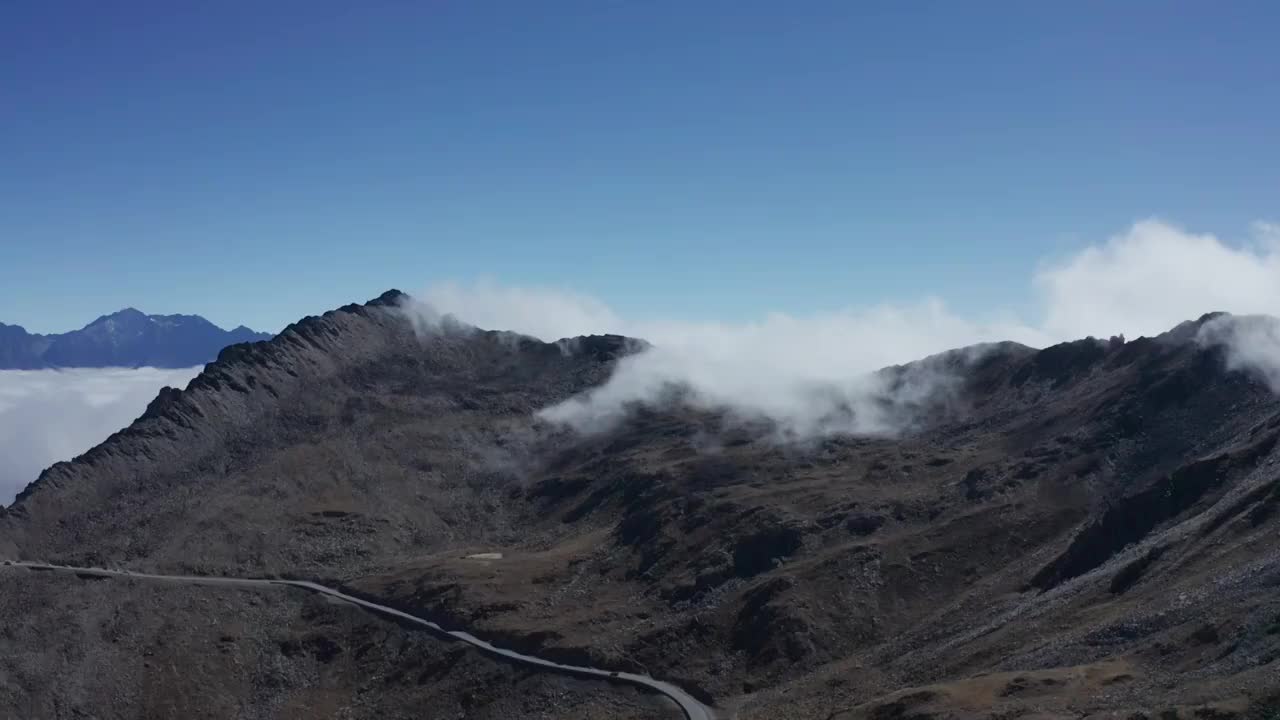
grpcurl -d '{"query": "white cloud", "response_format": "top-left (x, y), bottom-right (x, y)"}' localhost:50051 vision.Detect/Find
top-left (534, 301), bottom-right (1047, 438)
top-left (419, 280), bottom-right (622, 340)
top-left (408, 219), bottom-right (1280, 437)
top-left (1034, 219), bottom-right (1280, 340)
top-left (1197, 314), bottom-right (1280, 393)
top-left (0, 367), bottom-right (200, 505)
top-left (406, 287), bottom-right (1055, 439)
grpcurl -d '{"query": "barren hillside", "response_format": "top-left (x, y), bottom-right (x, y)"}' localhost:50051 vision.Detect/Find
top-left (2, 291), bottom-right (1278, 719)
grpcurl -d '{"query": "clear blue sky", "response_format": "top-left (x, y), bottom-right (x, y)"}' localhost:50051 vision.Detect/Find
top-left (2, 1), bottom-right (1276, 333)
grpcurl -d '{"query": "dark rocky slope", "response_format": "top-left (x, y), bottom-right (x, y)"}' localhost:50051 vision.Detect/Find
top-left (2, 294), bottom-right (1279, 719)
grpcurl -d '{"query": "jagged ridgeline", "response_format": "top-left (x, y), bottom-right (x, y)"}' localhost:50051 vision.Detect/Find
top-left (0, 309), bottom-right (273, 369)
top-left (2, 291), bottom-right (1279, 719)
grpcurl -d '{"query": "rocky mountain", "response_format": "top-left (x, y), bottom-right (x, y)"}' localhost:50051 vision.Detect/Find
top-left (0, 322), bottom-right (53, 369)
top-left (1, 290), bottom-right (1278, 719)
top-left (0, 309), bottom-right (272, 369)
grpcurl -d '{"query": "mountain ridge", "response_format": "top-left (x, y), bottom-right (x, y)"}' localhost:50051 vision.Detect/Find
top-left (2, 290), bottom-right (639, 522)
top-left (0, 308), bottom-right (273, 369)
top-left (1, 291), bottom-right (1279, 719)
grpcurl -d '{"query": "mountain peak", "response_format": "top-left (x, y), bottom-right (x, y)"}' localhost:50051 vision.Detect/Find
top-left (0, 309), bottom-right (274, 369)
top-left (86, 307), bottom-right (148, 327)
top-left (107, 307), bottom-right (148, 321)
top-left (369, 288), bottom-right (409, 307)
top-left (1155, 310), bottom-right (1233, 345)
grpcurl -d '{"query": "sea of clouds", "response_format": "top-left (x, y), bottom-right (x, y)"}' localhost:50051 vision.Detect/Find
top-left (0, 367), bottom-right (200, 504)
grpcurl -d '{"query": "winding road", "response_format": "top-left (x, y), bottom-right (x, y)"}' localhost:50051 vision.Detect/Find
top-left (1, 561), bottom-right (715, 720)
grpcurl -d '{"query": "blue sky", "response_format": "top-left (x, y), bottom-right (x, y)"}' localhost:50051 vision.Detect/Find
top-left (2, 1), bottom-right (1277, 334)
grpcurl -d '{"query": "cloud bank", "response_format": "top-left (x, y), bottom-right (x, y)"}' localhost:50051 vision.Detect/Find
top-left (409, 219), bottom-right (1280, 436)
top-left (1037, 220), bottom-right (1280, 340)
top-left (0, 367), bottom-right (200, 505)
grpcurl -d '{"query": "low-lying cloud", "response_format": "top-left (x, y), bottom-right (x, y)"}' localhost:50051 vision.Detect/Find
top-left (534, 305), bottom-right (1035, 438)
top-left (0, 367), bottom-right (200, 505)
top-left (1197, 314), bottom-right (1280, 393)
top-left (409, 219), bottom-right (1280, 437)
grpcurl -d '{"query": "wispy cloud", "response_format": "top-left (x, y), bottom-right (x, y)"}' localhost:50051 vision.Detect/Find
top-left (1197, 314), bottom-right (1280, 393)
top-left (408, 219), bottom-right (1280, 436)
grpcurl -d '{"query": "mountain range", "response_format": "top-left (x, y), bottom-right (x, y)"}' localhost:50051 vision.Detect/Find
top-left (0, 309), bottom-right (273, 369)
top-left (1, 290), bottom-right (1278, 719)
